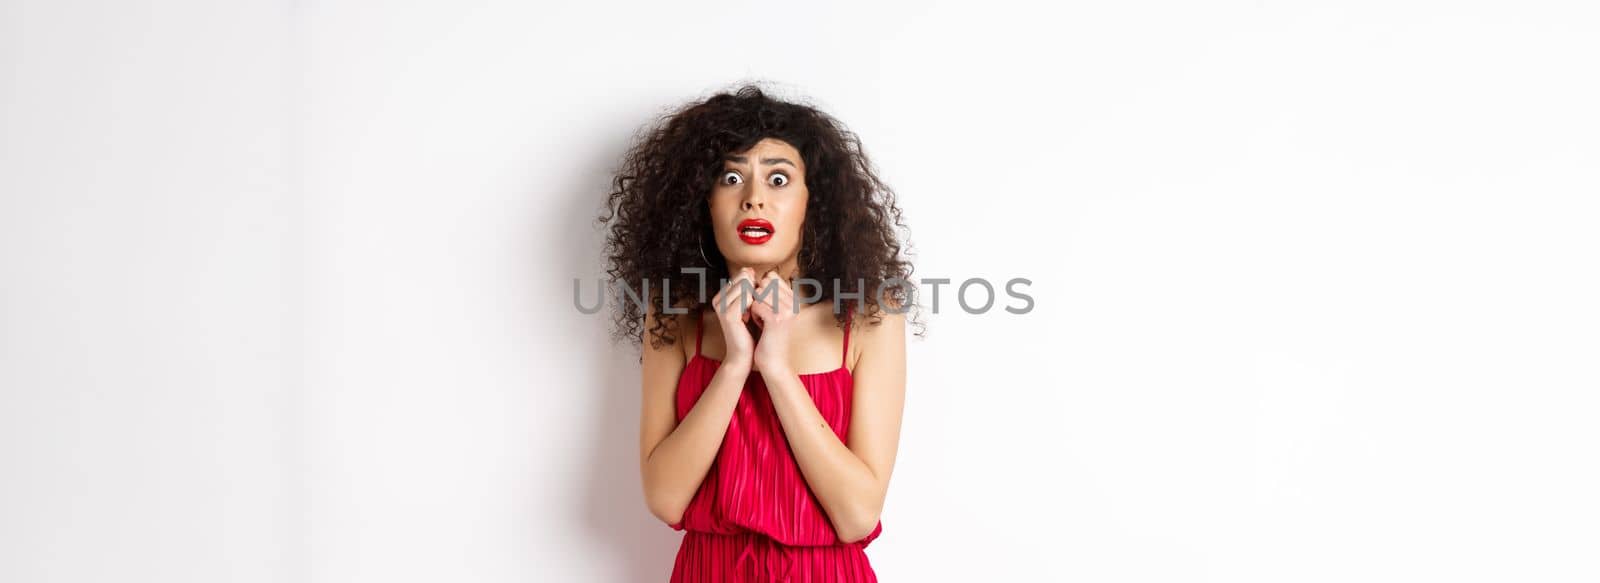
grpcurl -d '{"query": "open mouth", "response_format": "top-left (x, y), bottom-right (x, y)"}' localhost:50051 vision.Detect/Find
top-left (737, 218), bottom-right (774, 245)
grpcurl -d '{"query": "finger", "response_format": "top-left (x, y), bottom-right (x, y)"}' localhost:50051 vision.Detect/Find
top-left (750, 282), bottom-right (775, 317)
top-left (734, 274), bottom-right (753, 308)
top-left (755, 271), bottom-right (773, 295)
top-left (717, 282), bottom-right (745, 320)
top-left (750, 298), bottom-right (770, 328)
top-left (722, 272), bottom-right (745, 301)
top-left (718, 280), bottom-right (739, 311)
top-left (736, 272), bottom-right (760, 317)
top-left (759, 270), bottom-right (793, 314)
top-left (759, 268), bottom-right (781, 289)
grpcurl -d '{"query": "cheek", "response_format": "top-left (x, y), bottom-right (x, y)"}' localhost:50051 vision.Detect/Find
top-left (707, 195), bottom-right (735, 221)
top-left (786, 197), bottom-right (808, 236)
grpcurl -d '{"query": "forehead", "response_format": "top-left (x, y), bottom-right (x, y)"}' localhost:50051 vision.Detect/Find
top-left (725, 138), bottom-right (803, 168)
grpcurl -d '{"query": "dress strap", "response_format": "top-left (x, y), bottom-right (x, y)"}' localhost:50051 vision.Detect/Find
top-left (841, 305), bottom-right (853, 369)
top-left (693, 311), bottom-right (704, 357)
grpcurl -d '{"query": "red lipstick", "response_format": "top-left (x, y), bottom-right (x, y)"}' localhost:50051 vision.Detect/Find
top-left (737, 218), bottom-right (774, 245)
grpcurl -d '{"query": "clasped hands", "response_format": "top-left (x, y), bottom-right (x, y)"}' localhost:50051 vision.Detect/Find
top-left (710, 267), bottom-right (799, 376)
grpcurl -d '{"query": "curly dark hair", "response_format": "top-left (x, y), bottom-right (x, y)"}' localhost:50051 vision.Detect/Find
top-left (598, 82), bottom-right (919, 350)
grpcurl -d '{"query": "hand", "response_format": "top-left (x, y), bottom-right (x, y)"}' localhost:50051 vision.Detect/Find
top-left (709, 267), bottom-right (758, 368)
top-left (750, 269), bottom-right (799, 376)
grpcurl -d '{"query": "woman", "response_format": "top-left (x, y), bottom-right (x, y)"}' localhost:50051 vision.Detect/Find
top-left (600, 84), bottom-right (915, 582)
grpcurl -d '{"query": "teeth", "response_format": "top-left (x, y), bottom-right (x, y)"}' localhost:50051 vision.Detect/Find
top-left (742, 228), bottom-right (770, 236)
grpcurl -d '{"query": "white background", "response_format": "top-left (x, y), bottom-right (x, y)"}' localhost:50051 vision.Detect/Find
top-left (3, 1), bottom-right (1598, 581)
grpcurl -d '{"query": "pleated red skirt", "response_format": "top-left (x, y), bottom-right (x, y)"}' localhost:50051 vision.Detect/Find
top-left (669, 531), bottom-right (877, 583)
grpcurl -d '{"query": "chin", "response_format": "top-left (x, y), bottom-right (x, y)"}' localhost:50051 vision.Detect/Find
top-left (723, 246), bottom-right (791, 268)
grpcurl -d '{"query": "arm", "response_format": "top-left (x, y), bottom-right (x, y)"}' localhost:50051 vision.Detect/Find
top-left (750, 273), bottom-right (907, 543)
top-left (764, 309), bottom-right (905, 542)
top-left (638, 271), bottom-right (760, 526)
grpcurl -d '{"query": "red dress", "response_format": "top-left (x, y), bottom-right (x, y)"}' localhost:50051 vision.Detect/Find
top-left (667, 307), bottom-right (882, 582)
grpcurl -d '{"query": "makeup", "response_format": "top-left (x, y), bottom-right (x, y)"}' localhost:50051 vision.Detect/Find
top-left (737, 218), bottom-right (774, 245)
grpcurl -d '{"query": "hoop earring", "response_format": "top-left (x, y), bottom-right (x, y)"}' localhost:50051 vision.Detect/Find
top-left (698, 232), bottom-right (716, 268)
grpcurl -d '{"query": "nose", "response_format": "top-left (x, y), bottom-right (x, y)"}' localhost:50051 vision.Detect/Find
top-left (741, 186), bottom-right (765, 211)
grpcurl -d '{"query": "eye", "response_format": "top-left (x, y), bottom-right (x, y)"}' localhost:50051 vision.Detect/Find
top-left (769, 173), bottom-right (789, 187)
top-left (719, 170), bottom-right (742, 186)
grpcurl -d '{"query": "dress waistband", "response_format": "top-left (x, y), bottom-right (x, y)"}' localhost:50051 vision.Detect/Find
top-left (736, 533), bottom-right (796, 583)
top-left (680, 530), bottom-right (868, 583)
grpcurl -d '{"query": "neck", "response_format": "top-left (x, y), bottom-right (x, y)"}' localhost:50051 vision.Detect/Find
top-left (725, 256), bottom-right (802, 286)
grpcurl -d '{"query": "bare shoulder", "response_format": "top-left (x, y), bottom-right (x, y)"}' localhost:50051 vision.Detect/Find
top-left (859, 297), bottom-right (908, 332)
top-left (849, 299), bottom-right (907, 369)
top-left (641, 298), bottom-right (695, 361)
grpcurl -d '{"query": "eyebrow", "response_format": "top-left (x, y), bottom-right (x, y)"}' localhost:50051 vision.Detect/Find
top-left (724, 155), bottom-right (798, 169)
